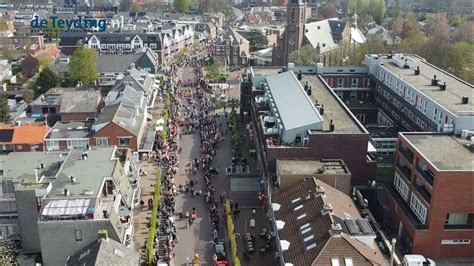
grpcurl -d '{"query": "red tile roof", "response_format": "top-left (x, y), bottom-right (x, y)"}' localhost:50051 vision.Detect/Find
top-left (0, 124), bottom-right (47, 144)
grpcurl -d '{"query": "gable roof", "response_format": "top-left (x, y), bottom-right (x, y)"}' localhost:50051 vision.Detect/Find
top-left (59, 90), bottom-right (102, 114)
top-left (0, 124), bottom-right (47, 144)
top-left (66, 238), bottom-right (139, 266)
top-left (304, 21), bottom-right (338, 54)
top-left (97, 48), bottom-right (157, 73)
top-left (94, 102), bottom-right (144, 137)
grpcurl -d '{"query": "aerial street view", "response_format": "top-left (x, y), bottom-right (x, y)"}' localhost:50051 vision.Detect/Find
top-left (0, 0), bottom-right (473, 265)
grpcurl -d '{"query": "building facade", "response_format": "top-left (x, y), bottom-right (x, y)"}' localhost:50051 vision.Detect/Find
top-left (385, 132), bottom-right (473, 258)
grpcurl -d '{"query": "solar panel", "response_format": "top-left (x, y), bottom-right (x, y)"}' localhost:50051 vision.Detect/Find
top-left (357, 218), bottom-right (374, 234)
top-left (0, 129), bottom-right (14, 142)
top-left (344, 219), bottom-right (361, 235)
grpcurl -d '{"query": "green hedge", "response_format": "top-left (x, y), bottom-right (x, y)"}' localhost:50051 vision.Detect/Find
top-left (146, 93), bottom-right (170, 265)
top-left (146, 168), bottom-right (162, 265)
top-left (226, 200), bottom-right (241, 266)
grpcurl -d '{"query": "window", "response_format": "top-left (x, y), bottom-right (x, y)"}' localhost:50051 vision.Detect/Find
top-left (75, 229), bottom-right (82, 241)
top-left (445, 213), bottom-right (468, 225)
top-left (16, 145), bottom-right (22, 150)
top-left (356, 114), bottom-right (365, 123)
top-left (410, 194), bottom-right (427, 223)
top-left (441, 239), bottom-right (471, 245)
top-left (337, 78), bottom-right (344, 87)
top-left (95, 138), bottom-right (108, 147)
top-left (1, 180), bottom-right (14, 194)
top-left (117, 137), bottom-right (131, 146)
top-left (331, 257), bottom-right (340, 266)
top-left (344, 258), bottom-right (354, 266)
top-left (394, 172), bottom-right (409, 201)
top-left (352, 78), bottom-right (358, 87)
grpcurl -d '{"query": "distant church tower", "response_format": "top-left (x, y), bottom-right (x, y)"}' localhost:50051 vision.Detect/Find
top-left (273, 0), bottom-right (310, 66)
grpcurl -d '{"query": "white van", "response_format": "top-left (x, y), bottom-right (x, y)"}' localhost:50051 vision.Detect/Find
top-left (403, 255), bottom-right (436, 266)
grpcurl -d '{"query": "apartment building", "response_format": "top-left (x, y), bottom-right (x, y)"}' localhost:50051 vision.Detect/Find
top-left (365, 53), bottom-right (474, 134)
top-left (385, 132), bottom-right (473, 258)
top-left (213, 28), bottom-right (250, 66)
top-left (10, 147), bottom-right (139, 265)
top-left (241, 67), bottom-right (376, 185)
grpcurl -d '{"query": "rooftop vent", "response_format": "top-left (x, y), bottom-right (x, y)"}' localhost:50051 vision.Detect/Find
top-left (431, 75), bottom-right (438, 86)
top-left (69, 175), bottom-right (76, 183)
top-left (63, 188), bottom-right (70, 196)
top-left (315, 184), bottom-right (325, 197)
top-left (330, 223), bottom-right (343, 235)
top-left (462, 96), bottom-right (469, 104)
top-left (387, 53), bottom-right (392, 59)
top-left (403, 59), bottom-right (409, 69)
top-left (439, 82), bottom-right (446, 91)
top-left (297, 70), bottom-right (302, 81)
top-left (321, 204), bottom-right (333, 215)
top-left (414, 66), bottom-right (420, 75)
top-left (81, 152), bottom-right (88, 160)
top-left (39, 163), bottom-right (44, 169)
top-left (83, 189), bottom-right (94, 196)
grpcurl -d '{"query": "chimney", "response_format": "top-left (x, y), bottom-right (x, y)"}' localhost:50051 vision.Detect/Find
top-left (414, 66), bottom-right (420, 75)
top-left (330, 123), bottom-right (335, 132)
top-left (315, 184), bottom-right (325, 197)
top-left (321, 203), bottom-right (333, 215)
top-left (330, 223), bottom-right (343, 236)
top-left (387, 53), bottom-right (393, 59)
top-left (98, 230), bottom-right (108, 241)
top-left (431, 75), bottom-right (438, 86)
top-left (439, 82), bottom-right (446, 91)
top-left (461, 96), bottom-right (469, 104)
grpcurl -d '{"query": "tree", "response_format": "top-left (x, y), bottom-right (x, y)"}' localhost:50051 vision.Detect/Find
top-left (37, 57), bottom-right (52, 72)
top-left (178, 47), bottom-right (189, 60)
top-left (173, 0), bottom-right (190, 13)
top-left (247, 30), bottom-right (268, 51)
top-left (424, 13), bottom-right (450, 39)
top-left (349, 0), bottom-right (386, 25)
top-left (69, 45), bottom-right (98, 85)
top-left (205, 62), bottom-right (225, 81)
top-left (454, 20), bottom-right (474, 43)
top-left (288, 45), bottom-right (320, 66)
top-left (0, 95), bottom-right (9, 123)
top-left (319, 3), bottom-right (337, 19)
top-left (119, 0), bottom-right (132, 11)
top-left (131, 3), bottom-right (140, 12)
top-left (36, 67), bottom-right (59, 95)
top-left (21, 89), bottom-right (35, 103)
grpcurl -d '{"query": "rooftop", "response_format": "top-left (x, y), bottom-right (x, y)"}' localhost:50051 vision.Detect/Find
top-left (272, 178), bottom-right (385, 266)
top-left (377, 55), bottom-right (474, 116)
top-left (0, 152), bottom-right (64, 182)
top-left (46, 147), bottom-right (117, 198)
top-left (401, 133), bottom-right (474, 171)
top-left (265, 71), bottom-right (322, 131)
top-left (0, 124), bottom-right (47, 144)
top-left (276, 159), bottom-right (350, 176)
top-left (47, 121), bottom-right (92, 140)
top-left (301, 74), bottom-right (365, 133)
top-left (66, 237), bottom-right (140, 266)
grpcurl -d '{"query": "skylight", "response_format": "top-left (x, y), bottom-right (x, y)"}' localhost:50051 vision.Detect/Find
top-left (300, 223), bottom-right (310, 230)
top-left (291, 197), bottom-right (301, 204)
top-left (114, 249), bottom-right (125, 258)
top-left (294, 205), bottom-right (303, 211)
top-left (296, 213), bottom-right (307, 220)
top-left (306, 243), bottom-right (317, 251)
top-left (301, 227), bottom-right (311, 234)
top-left (331, 257), bottom-right (340, 266)
top-left (304, 235), bottom-right (314, 242)
top-left (344, 258), bottom-right (354, 266)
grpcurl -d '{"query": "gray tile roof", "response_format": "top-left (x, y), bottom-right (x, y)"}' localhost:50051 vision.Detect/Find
top-left (59, 90), bottom-right (102, 114)
top-left (66, 237), bottom-right (140, 266)
top-left (94, 102), bottom-right (144, 137)
top-left (97, 48), bottom-right (158, 73)
top-left (265, 71), bottom-right (322, 131)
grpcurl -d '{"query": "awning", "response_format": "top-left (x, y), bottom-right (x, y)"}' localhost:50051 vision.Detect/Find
top-left (368, 141), bottom-right (377, 153)
top-left (280, 240), bottom-right (290, 251)
top-left (276, 220), bottom-right (285, 230)
top-left (272, 203), bottom-right (281, 211)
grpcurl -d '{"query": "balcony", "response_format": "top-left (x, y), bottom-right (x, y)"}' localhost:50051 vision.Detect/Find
top-left (444, 224), bottom-right (473, 230)
top-left (414, 184), bottom-right (431, 203)
top-left (399, 148), bottom-right (414, 163)
top-left (396, 163), bottom-right (412, 180)
top-left (416, 165), bottom-right (435, 186)
top-left (384, 181), bottom-right (428, 230)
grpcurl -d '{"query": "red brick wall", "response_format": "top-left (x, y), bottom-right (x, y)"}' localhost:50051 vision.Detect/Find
top-left (266, 133), bottom-right (376, 185)
top-left (12, 143), bottom-right (43, 152)
top-left (387, 137), bottom-right (474, 258)
top-left (91, 123), bottom-right (138, 151)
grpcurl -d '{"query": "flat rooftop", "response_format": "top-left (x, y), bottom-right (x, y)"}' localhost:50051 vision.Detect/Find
top-left (379, 55), bottom-right (474, 116)
top-left (302, 75), bottom-right (365, 133)
top-left (47, 121), bottom-right (92, 139)
top-left (265, 71), bottom-right (322, 131)
top-left (0, 152), bottom-right (64, 181)
top-left (277, 159), bottom-right (350, 176)
top-left (250, 67), bottom-right (281, 78)
top-left (402, 133), bottom-right (474, 171)
top-left (46, 147), bottom-right (117, 198)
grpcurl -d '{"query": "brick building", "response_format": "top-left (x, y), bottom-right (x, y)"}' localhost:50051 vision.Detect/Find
top-left (385, 132), bottom-right (473, 258)
top-left (241, 67), bottom-right (376, 186)
top-left (0, 124), bottom-right (47, 152)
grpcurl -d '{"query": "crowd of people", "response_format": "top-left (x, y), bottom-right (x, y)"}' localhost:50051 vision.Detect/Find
top-left (150, 49), bottom-right (232, 264)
